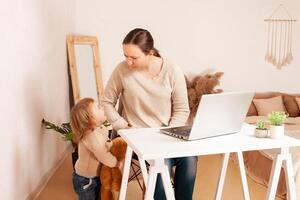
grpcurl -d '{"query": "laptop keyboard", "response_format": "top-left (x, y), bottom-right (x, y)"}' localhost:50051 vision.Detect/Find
top-left (170, 127), bottom-right (191, 136)
top-left (161, 126), bottom-right (192, 139)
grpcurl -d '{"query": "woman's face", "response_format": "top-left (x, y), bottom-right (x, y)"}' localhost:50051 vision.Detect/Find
top-left (122, 44), bottom-right (150, 69)
top-left (91, 102), bottom-right (106, 125)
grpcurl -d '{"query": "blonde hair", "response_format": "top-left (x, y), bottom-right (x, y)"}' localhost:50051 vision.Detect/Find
top-left (70, 98), bottom-right (97, 143)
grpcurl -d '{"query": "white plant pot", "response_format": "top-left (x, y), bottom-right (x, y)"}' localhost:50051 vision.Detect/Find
top-left (255, 129), bottom-right (269, 138)
top-left (270, 125), bottom-right (284, 139)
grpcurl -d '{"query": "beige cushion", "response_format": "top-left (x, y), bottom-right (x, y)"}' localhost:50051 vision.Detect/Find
top-left (253, 96), bottom-right (286, 116)
top-left (296, 97), bottom-right (300, 110)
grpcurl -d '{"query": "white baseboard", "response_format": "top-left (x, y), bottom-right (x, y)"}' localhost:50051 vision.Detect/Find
top-left (26, 144), bottom-right (73, 200)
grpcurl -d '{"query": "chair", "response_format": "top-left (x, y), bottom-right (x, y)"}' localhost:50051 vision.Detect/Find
top-left (128, 155), bottom-right (149, 191)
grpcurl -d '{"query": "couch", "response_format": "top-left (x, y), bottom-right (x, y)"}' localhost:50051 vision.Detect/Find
top-left (244, 92), bottom-right (300, 199)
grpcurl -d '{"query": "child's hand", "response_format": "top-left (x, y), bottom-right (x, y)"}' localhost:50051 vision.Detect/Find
top-left (105, 140), bottom-right (113, 149)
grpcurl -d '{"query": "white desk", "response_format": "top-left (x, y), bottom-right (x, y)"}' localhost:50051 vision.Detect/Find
top-left (118, 124), bottom-right (300, 200)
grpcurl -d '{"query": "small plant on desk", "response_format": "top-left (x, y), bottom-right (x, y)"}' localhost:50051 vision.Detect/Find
top-left (268, 111), bottom-right (288, 126)
top-left (255, 120), bottom-right (269, 138)
top-left (267, 111), bottom-right (288, 139)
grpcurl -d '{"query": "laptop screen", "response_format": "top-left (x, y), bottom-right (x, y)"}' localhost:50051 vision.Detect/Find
top-left (161, 92), bottom-right (254, 140)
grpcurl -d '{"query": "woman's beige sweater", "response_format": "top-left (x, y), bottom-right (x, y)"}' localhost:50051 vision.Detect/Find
top-left (74, 127), bottom-right (117, 178)
top-left (103, 59), bottom-right (190, 131)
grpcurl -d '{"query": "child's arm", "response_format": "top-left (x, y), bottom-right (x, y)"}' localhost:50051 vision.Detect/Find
top-left (83, 131), bottom-right (118, 168)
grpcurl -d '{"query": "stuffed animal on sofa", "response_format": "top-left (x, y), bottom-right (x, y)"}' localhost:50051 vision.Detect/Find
top-left (186, 72), bottom-right (224, 122)
top-left (100, 137), bottom-right (127, 200)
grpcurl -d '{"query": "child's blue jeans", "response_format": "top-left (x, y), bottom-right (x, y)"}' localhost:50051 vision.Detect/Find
top-left (73, 172), bottom-right (101, 200)
top-left (154, 156), bottom-right (198, 200)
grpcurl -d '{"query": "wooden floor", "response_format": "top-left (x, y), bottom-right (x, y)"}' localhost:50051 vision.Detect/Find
top-left (36, 153), bottom-right (281, 200)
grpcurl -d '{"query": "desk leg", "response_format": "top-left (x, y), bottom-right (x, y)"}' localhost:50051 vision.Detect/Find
top-left (237, 151), bottom-right (250, 200)
top-left (266, 150), bottom-right (284, 200)
top-left (215, 152), bottom-right (250, 200)
top-left (138, 157), bottom-right (149, 189)
top-left (215, 153), bottom-right (230, 200)
top-left (283, 154), bottom-right (296, 200)
top-left (119, 146), bottom-right (133, 200)
top-left (144, 166), bottom-right (158, 200)
top-left (161, 163), bottom-right (175, 200)
top-left (144, 159), bottom-right (175, 200)
top-left (266, 148), bottom-right (296, 200)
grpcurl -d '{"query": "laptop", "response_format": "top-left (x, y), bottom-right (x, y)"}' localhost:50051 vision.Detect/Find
top-left (160, 92), bottom-right (254, 140)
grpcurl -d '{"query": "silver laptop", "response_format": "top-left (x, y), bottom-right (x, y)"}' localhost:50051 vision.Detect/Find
top-left (160, 92), bottom-right (254, 140)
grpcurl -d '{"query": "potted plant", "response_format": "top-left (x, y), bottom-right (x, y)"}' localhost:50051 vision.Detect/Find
top-left (41, 118), bottom-right (112, 168)
top-left (267, 111), bottom-right (288, 139)
top-left (41, 119), bottom-right (78, 168)
top-left (255, 119), bottom-right (269, 138)
top-left (41, 119), bottom-right (74, 142)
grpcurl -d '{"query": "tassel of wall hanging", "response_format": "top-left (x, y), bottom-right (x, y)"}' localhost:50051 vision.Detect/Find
top-left (264, 4), bottom-right (297, 69)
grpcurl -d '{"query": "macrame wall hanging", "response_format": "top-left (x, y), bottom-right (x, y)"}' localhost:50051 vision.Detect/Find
top-left (264, 4), bottom-right (297, 69)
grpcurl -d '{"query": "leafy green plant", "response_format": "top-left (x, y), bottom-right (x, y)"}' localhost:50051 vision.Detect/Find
top-left (41, 118), bottom-right (111, 141)
top-left (102, 120), bottom-right (111, 127)
top-left (256, 120), bottom-right (267, 130)
top-left (267, 111), bottom-right (288, 126)
top-left (41, 118), bottom-right (74, 141)
top-left (42, 118), bottom-right (112, 167)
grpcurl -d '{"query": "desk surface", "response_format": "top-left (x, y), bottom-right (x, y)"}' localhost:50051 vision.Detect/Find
top-left (119, 123), bottom-right (300, 160)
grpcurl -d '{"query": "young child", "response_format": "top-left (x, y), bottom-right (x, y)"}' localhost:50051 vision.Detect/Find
top-left (70, 97), bottom-right (122, 200)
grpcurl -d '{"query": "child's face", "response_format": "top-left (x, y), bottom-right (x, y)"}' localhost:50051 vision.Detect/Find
top-left (91, 102), bottom-right (106, 125)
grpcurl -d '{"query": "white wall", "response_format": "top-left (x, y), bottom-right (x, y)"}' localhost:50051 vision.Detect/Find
top-left (0, 0), bottom-right (75, 199)
top-left (0, 1), bottom-right (299, 199)
top-left (75, 0), bottom-right (300, 93)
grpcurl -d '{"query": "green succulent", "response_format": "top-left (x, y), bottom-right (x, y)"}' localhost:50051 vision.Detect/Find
top-left (256, 120), bottom-right (267, 130)
top-left (267, 111), bottom-right (288, 126)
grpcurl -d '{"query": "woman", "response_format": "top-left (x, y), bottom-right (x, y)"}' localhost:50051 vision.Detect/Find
top-left (103, 28), bottom-right (197, 200)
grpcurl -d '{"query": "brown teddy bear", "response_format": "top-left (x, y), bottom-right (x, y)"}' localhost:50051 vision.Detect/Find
top-left (100, 137), bottom-right (127, 200)
top-left (186, 72), bottom-right (224, 122)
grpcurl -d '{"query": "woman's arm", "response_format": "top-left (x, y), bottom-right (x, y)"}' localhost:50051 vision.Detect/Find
top-left (169, 65), bottom-right (190, 126)
top-left (102, 66), bottom-right (130, 131)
